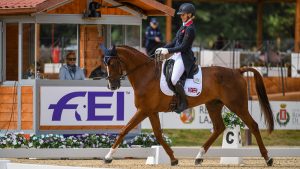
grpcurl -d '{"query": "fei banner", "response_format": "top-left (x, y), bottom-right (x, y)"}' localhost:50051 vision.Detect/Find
top-left (40, 86), bottom-right (136, 129)
top-left (141, 101), bottom-right (300, 130)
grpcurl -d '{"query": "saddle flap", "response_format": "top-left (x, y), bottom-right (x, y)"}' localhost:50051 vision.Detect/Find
top-left (163, 59), bottom-right (176, 92)
top-left (160, 61), bottom-right (203, 97)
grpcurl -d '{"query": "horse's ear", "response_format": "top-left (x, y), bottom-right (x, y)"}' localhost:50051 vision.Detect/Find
top-left (111, 45), bottom-right (117, 56)
top-left (99, 43), bottom-right (109, 55)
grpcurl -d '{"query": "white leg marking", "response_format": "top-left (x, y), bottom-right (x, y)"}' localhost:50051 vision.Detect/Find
top-left (195, 147), bottom-right (205, 159)
top-left (105, 148), bottom-right (117, 160)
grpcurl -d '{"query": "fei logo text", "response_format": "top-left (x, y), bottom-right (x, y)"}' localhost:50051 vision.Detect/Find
top-left (48, 91), bottom-right (125, 122)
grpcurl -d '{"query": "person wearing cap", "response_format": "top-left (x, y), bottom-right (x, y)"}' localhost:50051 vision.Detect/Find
top-left (155, 3), bottom-right (196, 113)
top-left (145, 18), bottom-right (163, 57)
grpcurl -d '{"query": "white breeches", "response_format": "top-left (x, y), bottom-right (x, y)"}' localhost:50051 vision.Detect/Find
top-left (169, 53), bottom-right (185, 85)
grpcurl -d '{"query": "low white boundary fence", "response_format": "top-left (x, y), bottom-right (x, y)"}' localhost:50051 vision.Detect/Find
top-left (1, 147), bottom-right (300, 159)
top-left (1, 162), bottom-right (111, 169)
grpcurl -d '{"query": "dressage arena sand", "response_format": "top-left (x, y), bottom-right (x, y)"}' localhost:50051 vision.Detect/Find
top-left (8, 157), bottom-right (300, 169)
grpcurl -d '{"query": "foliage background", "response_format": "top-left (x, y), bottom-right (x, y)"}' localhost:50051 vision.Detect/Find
top-left (143, 1), bottom-right (296, 50)
top-left (143, 129), bottom-right (300, 146)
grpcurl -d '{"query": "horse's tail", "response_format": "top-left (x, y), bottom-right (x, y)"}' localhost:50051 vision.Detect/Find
top-left (239, 67), bottom-right (274, 133)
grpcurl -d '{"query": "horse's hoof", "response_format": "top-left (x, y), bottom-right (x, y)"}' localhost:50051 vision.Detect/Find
top-left (195, 158), bottom-right (203, 165)
top-left (171, 159), bottom-right (178, 166)
top-left (104, 158), bottom-right (112, 164)
top-left (266, 158), bottom-right (273, 166)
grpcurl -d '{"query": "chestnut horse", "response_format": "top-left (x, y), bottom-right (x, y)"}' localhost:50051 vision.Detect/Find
top-left (103, 45), bottom-right (274, 166)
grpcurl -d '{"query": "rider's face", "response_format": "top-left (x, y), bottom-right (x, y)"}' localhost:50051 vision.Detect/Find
top-left (180, 13), bottom-right (188, 22)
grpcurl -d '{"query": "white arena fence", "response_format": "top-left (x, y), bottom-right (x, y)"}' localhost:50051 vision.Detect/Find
top-left (1, 162), bottom-right (112, 169)
top-left (1, 147), bottom-right (300, 159)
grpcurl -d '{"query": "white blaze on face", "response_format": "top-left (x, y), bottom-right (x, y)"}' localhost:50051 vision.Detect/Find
top-left (107, 65), bottom-right (112, 89)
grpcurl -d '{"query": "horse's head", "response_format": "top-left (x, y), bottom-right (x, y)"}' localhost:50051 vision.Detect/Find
top-left (103, 45), bottom-right (123, 90)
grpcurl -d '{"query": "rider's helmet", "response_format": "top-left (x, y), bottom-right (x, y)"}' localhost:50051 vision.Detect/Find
top-left (177, 3), bottom-right (195, 16)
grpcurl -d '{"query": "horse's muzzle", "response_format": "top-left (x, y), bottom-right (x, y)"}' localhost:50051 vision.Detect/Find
top-left (110, 86), bottom-right (119, 90)
top-left (107, 80), bottom-right (120, 91)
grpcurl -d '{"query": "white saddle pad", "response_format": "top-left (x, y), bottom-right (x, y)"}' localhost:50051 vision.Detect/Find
top-left (160, 60), bottom-right (202, 97)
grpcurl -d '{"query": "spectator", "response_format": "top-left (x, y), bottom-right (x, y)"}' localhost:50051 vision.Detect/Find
top-left (212, 35), bottom-right (225, 50)
top-left (90, 42), bottom-right (109, 80)
top-left (234, 40), bottom-right (243, 50)
top-left (24, 64), bottom-right (35, 79)
top-left (23, 62), bottom-right (43, 79)
top-left (59, 52), bottom-right (85, 80)
top-left (52, 44), bottom-right (61, 63)
top-left (145, 18), bottom-right (164, 57)
top-left (89, 61), bottom-right (107, 80)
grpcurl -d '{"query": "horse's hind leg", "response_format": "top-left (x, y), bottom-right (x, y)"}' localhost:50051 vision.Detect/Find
top-left (104, 110), bottom-right (146, 163)
top-left (195, 100), bottom-right (225, 165)
top-left (149, 113), bottom-right (178, 166)
top-left (225, 101), bottom-right (273, 166)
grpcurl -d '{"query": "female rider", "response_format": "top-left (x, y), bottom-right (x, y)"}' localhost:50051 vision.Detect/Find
top-left (156, 3), bottom-right (196, 113)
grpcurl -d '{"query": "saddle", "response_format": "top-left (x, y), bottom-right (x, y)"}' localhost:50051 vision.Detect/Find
top-left (163, 59), bottom-right (199, 92)
top-left (163, 60), bottom-right (200, 111)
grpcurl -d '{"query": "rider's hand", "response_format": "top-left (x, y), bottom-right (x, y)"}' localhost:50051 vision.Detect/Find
top-left (160, 48), bottom-right (169, 55)
top-left (155, 48), bottom-right (162, 53)
top-left (156, 48), bottom-right (168, 55)
top-left (155, 37), bottom-right (161, 42)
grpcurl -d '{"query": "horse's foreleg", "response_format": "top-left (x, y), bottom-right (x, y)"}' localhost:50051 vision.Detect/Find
top-left (195, 101), bottom-right (225, 165)
top-left (104, 110), bottom-right (146, 163)
top-left (149, 113), bottom-right (178, 166)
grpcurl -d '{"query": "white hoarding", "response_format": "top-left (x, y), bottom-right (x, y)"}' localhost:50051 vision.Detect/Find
top-left (40, 86), bottom-right (136, 127)
top-left (250, 101), bottom-right (300, 130)
top-left (242, 67), bottom-right (288, 77)
top-left (200, 50), bottom-right (240, 68)
top-left (291, 53), bottom-right (300, 77)
top-left (142, 101), bottom-right (300, 130)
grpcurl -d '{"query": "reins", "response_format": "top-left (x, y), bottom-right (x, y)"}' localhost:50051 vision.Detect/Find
top-left (106, 55), bottom-right (154, 80)
top-left (123, 51), bottom-right (163, 79)
top-left (120, 57), bottom-right (153, 79)
top-left (106, 49), bottom-right (163, 81)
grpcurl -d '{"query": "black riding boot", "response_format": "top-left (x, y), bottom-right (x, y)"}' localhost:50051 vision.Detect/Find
top-left (174, 80), bottom-right (188, 114)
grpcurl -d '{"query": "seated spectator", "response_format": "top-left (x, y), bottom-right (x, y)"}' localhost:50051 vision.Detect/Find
top-left (89, 63), bottom-right (107, 80)
top-left (24, 64), bottom-right (35, 79)
top-left (59, 52), bottom-right (85, 80)
top-left (23, 62), bottom-right (43, 79)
